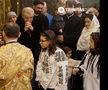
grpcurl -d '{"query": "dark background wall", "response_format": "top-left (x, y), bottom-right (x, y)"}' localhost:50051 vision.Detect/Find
top-left (11, 0), bottom-right (100, 16)
top-left (11, 0), bottom-right (59, 16)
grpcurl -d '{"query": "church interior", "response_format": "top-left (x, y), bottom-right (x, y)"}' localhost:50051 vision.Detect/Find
top-left (0, 0), bottom-right (100, 90)
top-left (0, 0), bottom-right (100, 45)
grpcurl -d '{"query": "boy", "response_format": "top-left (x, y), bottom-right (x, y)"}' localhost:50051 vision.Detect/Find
top-left (51, 4), bottom-right (65, 36)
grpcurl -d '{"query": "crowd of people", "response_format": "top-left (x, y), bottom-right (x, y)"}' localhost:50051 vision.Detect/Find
top-left (0, 0), bottom-right (100, 90)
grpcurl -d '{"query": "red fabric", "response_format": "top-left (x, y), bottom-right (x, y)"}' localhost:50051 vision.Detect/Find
top-left (17, 72), bottom-right (22, 78)
top-left (27, 29), bottom-right (31, 37)
top-left (94, 36), bottom-right (99, 42)
top-left (95, 48), bottom-right (100, 50)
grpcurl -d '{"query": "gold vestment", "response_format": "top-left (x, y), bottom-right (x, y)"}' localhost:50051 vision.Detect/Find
top-left (0, 43), bottom-right (34, 90)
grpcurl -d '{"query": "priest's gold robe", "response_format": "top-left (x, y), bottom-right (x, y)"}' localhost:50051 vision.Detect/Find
top-left (0, 42), bottom-right (34, 90)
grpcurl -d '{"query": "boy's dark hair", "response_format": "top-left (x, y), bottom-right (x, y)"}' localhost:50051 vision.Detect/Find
top-left (3, 22), bottom-right (20, 38)
top-left (62, 46), bottom-right (72, 54)
top-left (66, 0), bottom-right (76, 7)
top-left (75, 3), bottom-right (82, 8)
top-left (33, 0), bottom-right (44, 6)
top-left (40, 30), bottom-right (59, 56)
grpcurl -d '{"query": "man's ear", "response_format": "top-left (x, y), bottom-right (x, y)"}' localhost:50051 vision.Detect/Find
top-left (18, 32), bottom-right (21, 38)
top-left (2, 31), bottom-right (6, 38)
top-left (21, 13), bottom-right (24, 18)
top-left (45, 7), bottom-right (47, 10)
top-left (21, 13), bottom-right (23, 18)
top-left (33, 5), bottom-right (35, 9)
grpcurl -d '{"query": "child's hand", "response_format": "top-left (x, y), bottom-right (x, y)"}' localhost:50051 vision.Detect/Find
top-left (57, 35), bottom-right (64, 43)
top-left (59, 29), bottom-right (63, 33)
top-left (38, 82), bottom-right (40, 88)
top-left (68, 76), bottom-right (71, 79)
top-left (73, 68), bottom-right (79, 75)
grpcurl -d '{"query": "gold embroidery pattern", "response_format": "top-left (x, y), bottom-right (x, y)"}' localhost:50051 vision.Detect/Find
top-left (0, 43), bottom-right (34, 90)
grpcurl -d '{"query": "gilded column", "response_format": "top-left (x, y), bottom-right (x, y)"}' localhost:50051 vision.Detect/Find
top-left (17, 0), bottom-right (20, 16)
top-left (5, 0), bottom-right (11, 23)
top-left (0, 0), bottom-right (3, 42)
top-left (0, 0), bottom-right (11, 42)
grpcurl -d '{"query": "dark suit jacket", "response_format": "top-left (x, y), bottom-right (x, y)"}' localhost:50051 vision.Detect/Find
top-left (62, 13), bottom-right (83, 59)
top-left (16, 13), bottom-right (44, 66)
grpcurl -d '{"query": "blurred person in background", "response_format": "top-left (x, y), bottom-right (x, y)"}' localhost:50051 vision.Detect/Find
top-left (33, 0), bottom-right (49, 30)
top-left (41, 2), bottom-right (53, 30)
top-left (7, 11), bottom-right (17, 23)
top-left (75, 1), bottom-right (86, 27)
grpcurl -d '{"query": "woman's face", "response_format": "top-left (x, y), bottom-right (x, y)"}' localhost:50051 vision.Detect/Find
top-left (40, 35), bottom-right (51, 49)
top-left (66, 50), bottom-right (72, 58)
top-left (85, 17), bottom-right (92, 29)
top-left (89, 36), bottom-right (95, 49)
top-left (9, 15), bottom-right (17, 23)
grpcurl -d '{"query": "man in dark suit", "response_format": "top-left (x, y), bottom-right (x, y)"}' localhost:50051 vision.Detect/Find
top-left (58, 0), bottom-right (83, 59)
top-left (33, 0), bottom-right (49, 30)
top-left (16, 7), bottom-right (44, 67)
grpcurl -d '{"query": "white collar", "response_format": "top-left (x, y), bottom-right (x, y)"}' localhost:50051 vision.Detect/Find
top-left (6, 40), bottom-right (17, 44)
top-left (34, 14), bottom-right (39, 16)
top-left (66, 13), bottom-right (74, 19)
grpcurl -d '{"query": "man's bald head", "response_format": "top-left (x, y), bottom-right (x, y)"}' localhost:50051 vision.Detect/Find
top-left (22, 7), bottom-right (34, 15)
top-left (22, 7), bottom-right (34, 22)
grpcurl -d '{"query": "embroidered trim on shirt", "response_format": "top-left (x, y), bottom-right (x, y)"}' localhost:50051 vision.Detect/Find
top-left (42, 55), bottom-right (49, 73)
top-left (58, 66), bottom-right (63, 84)
top-left (65, 65), bottom-right (68, 83)
top-left (61, 51), bottom-right (65, 61)
top-left (55, 51), bottom-right (61, 62)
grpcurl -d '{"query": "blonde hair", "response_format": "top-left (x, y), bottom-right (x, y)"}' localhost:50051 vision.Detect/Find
top-left (53, 3), bottom-right (61, 11)
top-left (58, 0), bottom-right (67, 6)
top-left (88, 7), bottom-right (99, 17)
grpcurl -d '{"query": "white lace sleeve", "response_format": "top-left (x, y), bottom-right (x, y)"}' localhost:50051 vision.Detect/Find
top-left (35, 51), bottom-right (43, 81)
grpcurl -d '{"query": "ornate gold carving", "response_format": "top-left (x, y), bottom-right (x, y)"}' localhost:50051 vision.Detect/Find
top-left (0, 0), bottom-right (11, 41)
top-left (5, 0), bottom-right (11, 23)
